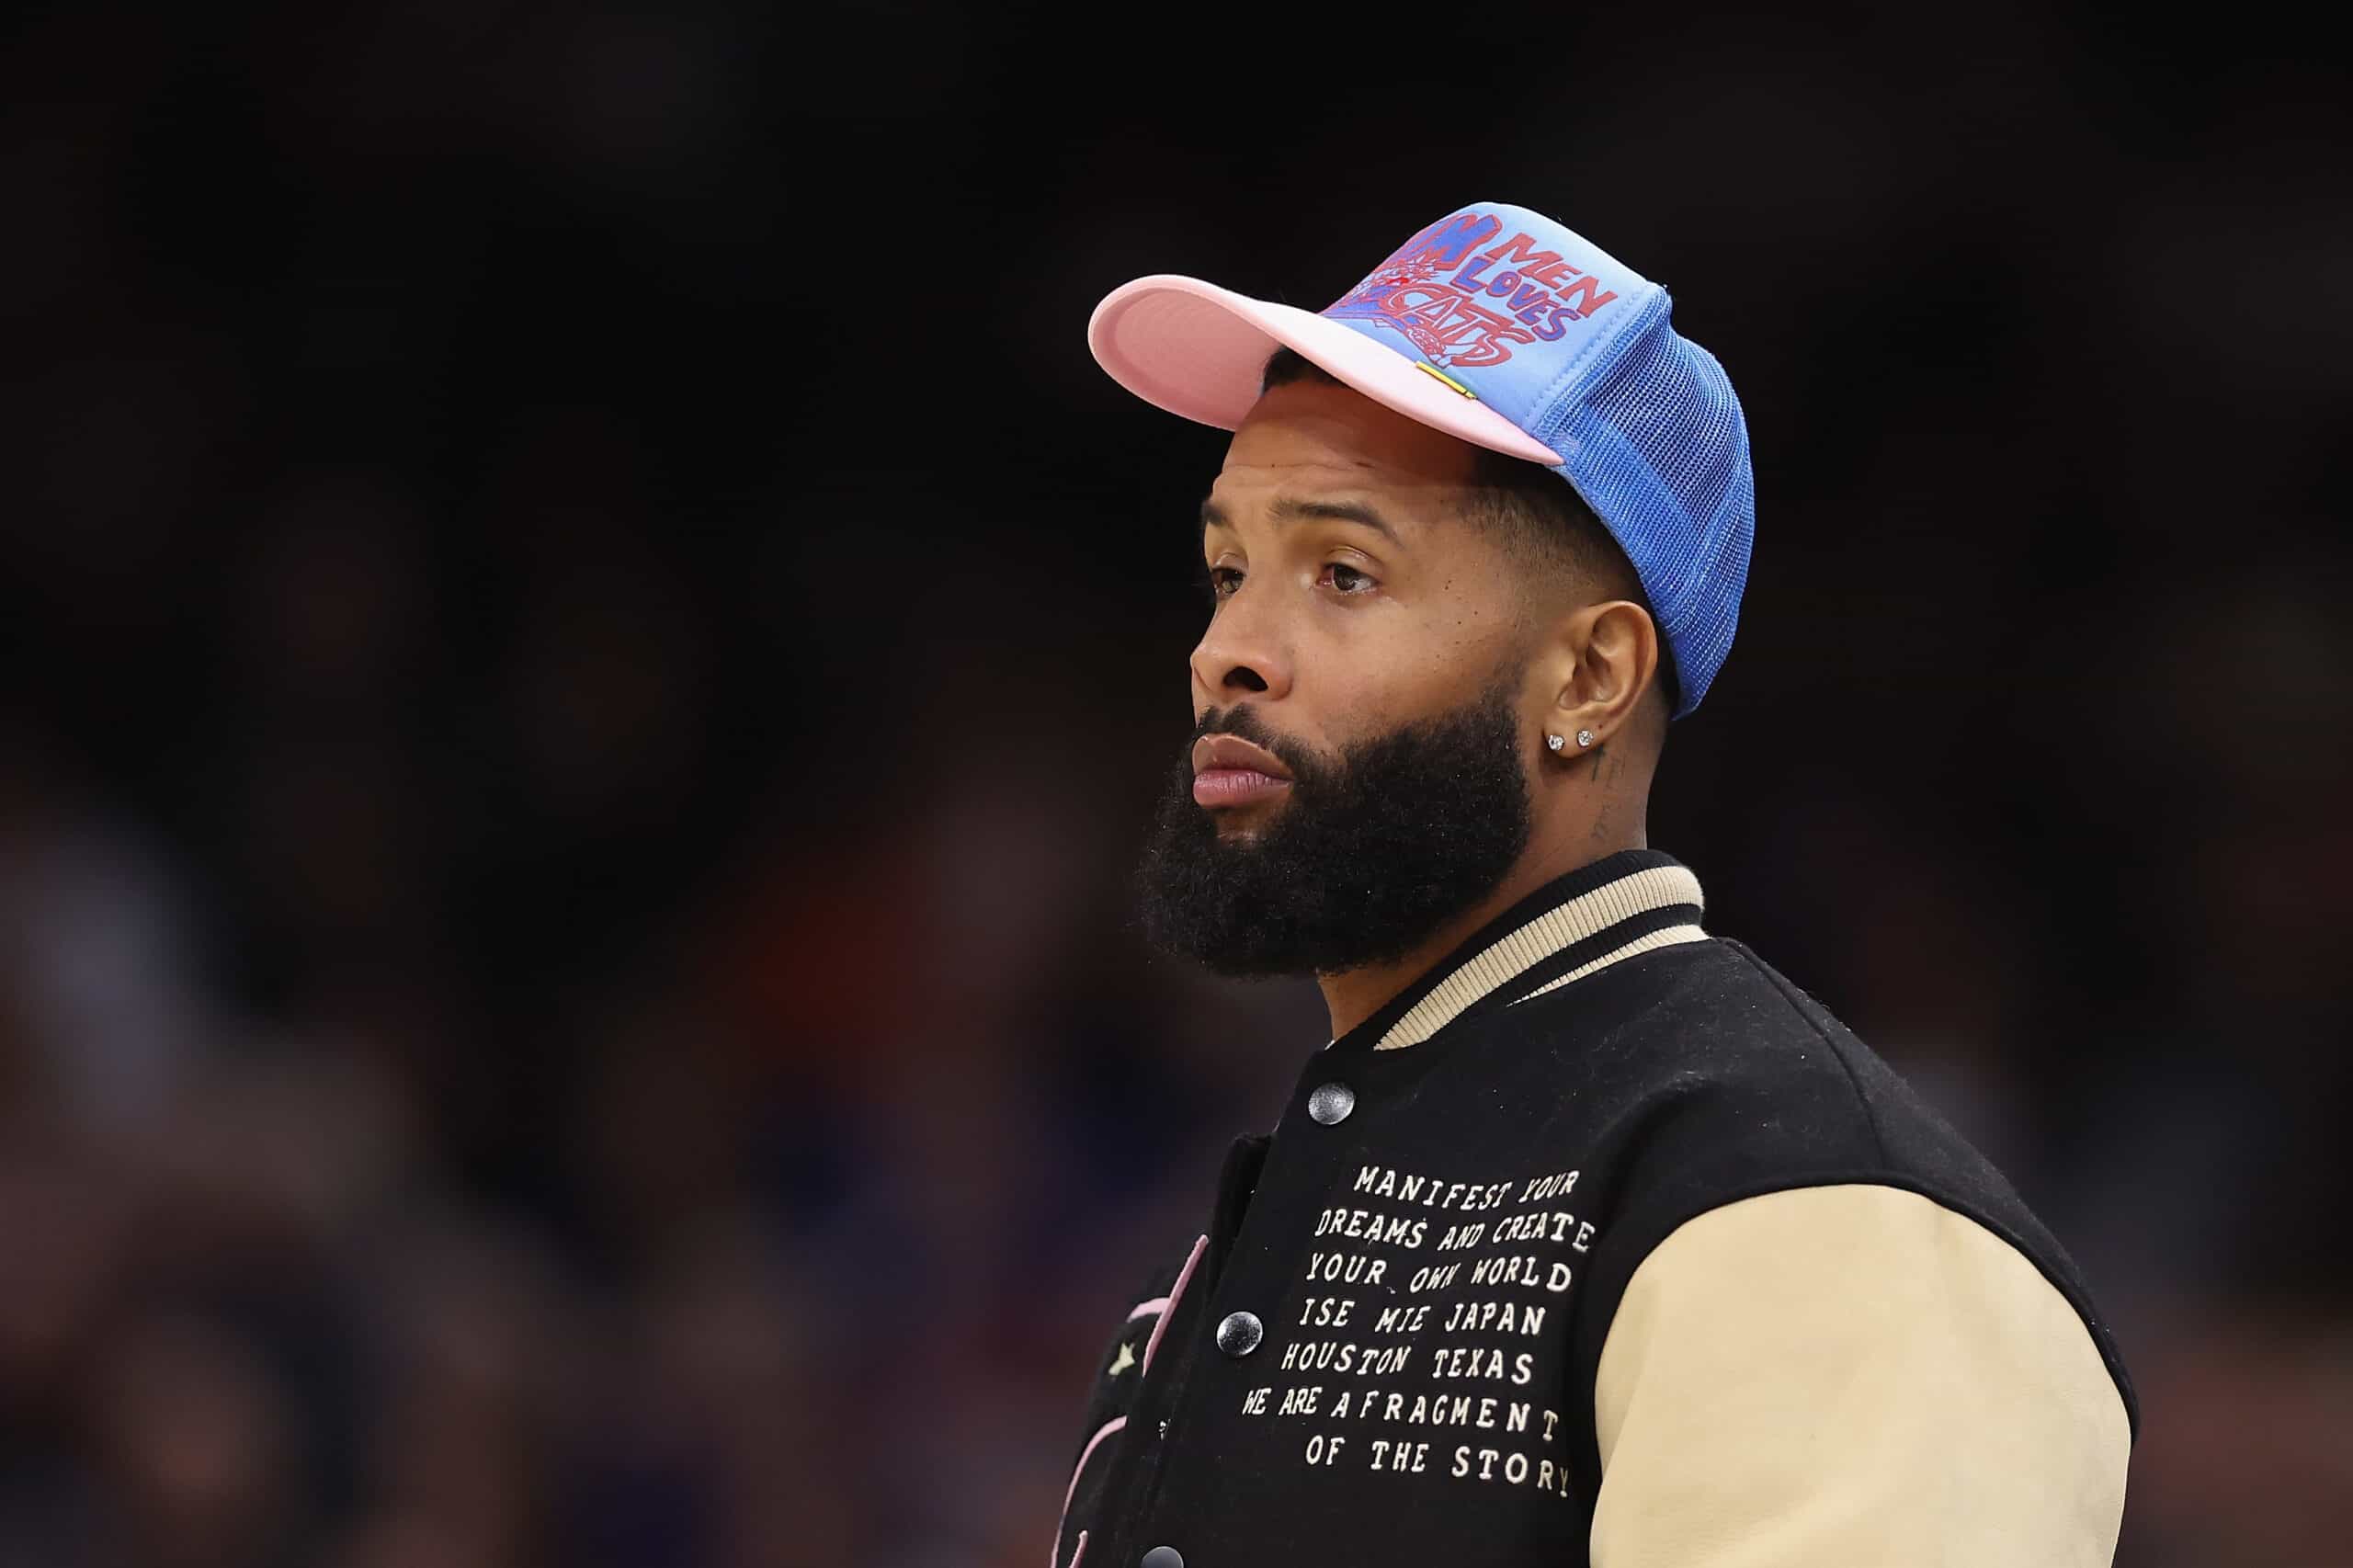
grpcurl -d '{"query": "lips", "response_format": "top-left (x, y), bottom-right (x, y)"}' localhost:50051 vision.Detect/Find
top-left (1191, 733), bottom-right (1293, 810)
top-left (1193, 735), bottom-right (1292, 779)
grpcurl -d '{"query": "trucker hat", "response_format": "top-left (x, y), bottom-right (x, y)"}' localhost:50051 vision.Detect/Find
top-left (1087, 201), bottom-right (1754, 718)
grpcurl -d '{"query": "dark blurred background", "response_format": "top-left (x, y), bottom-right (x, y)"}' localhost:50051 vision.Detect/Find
top-left (3, 4), bottom-right (2348, 1564)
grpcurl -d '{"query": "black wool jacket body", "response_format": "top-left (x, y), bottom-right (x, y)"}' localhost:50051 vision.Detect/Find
top-left (1052, 848), bottom-right (2137, 1568)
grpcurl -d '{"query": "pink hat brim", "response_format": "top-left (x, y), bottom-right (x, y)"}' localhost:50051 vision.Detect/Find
top-left (1087, 274), bottom-right (1563, 466)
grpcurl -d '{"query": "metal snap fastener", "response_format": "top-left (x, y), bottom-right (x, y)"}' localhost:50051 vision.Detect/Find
top-left (1307, 1081), bottom-right (1356, 1125)
top-left (1141, 1548), bottom-right (1184, 1568)
top-left (1214, 1310), bottom-right (1263, 1356)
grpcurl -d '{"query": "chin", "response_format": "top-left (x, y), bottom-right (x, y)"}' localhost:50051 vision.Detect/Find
top-left (1207, 801), bottom-right (1287, 836)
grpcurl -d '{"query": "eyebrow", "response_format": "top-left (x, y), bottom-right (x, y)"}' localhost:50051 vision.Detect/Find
top-left (1198, 494), bottom-right (1403, 546)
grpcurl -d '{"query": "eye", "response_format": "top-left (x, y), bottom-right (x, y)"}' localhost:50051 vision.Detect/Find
top-left (1205, 564), bottom-right (1244, 601)
top-left (1321, 562), bottom-right (1378, 595)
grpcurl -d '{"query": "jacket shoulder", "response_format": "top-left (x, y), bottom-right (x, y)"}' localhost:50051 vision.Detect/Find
top-left (1565, 934), bottom-right (2140, 1437)
top-left (1574, 934), bottom-right (2016, 1189)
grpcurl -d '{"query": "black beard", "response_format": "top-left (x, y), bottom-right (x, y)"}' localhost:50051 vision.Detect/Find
top-left (1132, 676), bottom-right (1534, 978)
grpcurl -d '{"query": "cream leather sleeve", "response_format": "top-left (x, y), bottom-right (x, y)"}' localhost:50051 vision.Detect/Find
top-left (1590, 1184), bottom-right (2131, 1568)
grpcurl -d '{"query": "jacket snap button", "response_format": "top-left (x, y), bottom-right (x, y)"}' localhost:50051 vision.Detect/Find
top-left (1214, 1310), bottom-right (1264, 1356)
top-left (1141, 1549), bottom-right (1184, 1568)
top-left (1308, 1081), bottom-right (1356, 1125)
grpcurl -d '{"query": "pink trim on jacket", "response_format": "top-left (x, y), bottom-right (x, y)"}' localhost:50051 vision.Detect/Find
top-left (1142, 1234), bottom-right (1208, 1378)
top-left (1051, 1421), bottom-right (1123, 1568)
top-left (1053, 1235), bottom-right (1208, 1567)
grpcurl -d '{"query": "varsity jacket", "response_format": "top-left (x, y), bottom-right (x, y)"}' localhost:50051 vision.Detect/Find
top-left (1051, 848), bottom-right (2137, 1568)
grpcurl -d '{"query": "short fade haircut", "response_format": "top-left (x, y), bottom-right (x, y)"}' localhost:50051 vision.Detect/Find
top-left (1259, 346), bottom-right (1670, 694)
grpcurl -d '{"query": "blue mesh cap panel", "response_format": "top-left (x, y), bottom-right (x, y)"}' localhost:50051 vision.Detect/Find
top-left (1524, 291), bottom-right (1755, 718)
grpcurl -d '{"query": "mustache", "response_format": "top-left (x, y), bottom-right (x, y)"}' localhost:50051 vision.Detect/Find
top-left (1190, 704), bottom-right (1320, 781)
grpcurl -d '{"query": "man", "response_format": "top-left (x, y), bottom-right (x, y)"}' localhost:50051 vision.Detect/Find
top-left (1052, 202), bottom-right (2134, 1568)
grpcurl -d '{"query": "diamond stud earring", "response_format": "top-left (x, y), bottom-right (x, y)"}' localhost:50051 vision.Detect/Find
top-left (1575, 730), bottom-right (1595, 748)
top-left (1545, 733), bottom-right (1565, 752)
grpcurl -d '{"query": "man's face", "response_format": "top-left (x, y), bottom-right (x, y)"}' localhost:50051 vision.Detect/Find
top-left (1133, 377), bottom-right (1543, 978)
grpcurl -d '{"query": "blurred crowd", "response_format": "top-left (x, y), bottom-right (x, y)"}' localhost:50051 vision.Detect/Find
top-left (5, 4), bottom-right (2350, 1565)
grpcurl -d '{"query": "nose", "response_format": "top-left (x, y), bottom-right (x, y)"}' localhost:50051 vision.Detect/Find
top-left (1189, 583), bottom-right (1293, 705)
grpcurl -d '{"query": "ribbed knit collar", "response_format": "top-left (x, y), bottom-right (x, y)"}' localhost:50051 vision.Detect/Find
top-left (1324, 847), bottom-right (1708, 1055)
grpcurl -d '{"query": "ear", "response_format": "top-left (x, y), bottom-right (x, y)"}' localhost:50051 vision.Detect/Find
top-left (1547, 599), bottom-right (1660, 751)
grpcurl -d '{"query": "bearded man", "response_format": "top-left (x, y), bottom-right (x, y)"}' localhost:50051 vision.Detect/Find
top-left (1050, 202), bottom-right (2134, 1568)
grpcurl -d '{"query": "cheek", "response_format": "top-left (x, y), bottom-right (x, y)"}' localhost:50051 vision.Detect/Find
top-left (1312, 621), bottom-right (1508, 742)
